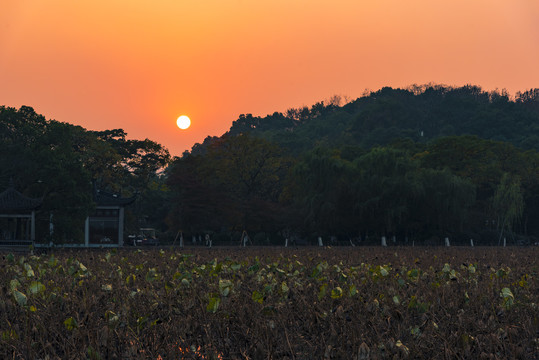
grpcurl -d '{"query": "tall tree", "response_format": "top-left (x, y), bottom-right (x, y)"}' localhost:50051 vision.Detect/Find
top-left (492, 173), bottom-right (524, 244)
top-left (0, 106), bottom-right (93, 242)
top-left (353, 147), bottom-right (422, 239)
top-left (167, 134), bottom-right (293, 235)
top-left (414, 168), bottom-right (476, 236)
top-left (290, 147), bottom-right (355, 237)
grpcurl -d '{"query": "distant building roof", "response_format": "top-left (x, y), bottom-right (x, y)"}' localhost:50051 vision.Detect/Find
top-left (94, 188), bottom-right (136, 207)
top-left (0, 182), bottom-right (42, 213)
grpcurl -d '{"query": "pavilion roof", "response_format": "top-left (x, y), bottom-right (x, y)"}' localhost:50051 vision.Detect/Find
top-left (0, 184), bottom-right (42, 213)
top-left (95, 188), bottom-right (136, 207)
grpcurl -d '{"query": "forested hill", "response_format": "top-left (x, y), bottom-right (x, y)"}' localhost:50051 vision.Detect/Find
top-left (192, 85), bottom-right (539, 155)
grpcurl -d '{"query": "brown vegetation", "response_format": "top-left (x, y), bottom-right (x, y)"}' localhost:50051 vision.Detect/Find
top-left (1, 247), bottom-right (537, 359)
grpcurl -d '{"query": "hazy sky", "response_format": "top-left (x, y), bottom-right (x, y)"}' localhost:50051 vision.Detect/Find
top-left (1, 0), bottom-right (538, 156)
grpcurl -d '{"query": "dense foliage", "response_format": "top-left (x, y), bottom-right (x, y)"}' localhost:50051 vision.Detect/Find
top-left (3, 84), bottom-right (539, 244)
top-left (169, 135), bottom-right (539, 245)
top-left (1, 247), bottom-right (537, 359)
top-left (221, 85), bottom-right (539, 154)
top-left (0, 106), bottom-right (171, 242)
top-left (168, 85), bottom-right (539, 245)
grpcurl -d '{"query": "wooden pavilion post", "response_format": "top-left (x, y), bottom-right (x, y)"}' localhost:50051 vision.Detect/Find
top-left (31, 211), bottom-right (36, 241)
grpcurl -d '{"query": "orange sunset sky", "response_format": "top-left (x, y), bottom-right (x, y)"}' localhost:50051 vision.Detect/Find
top-left (1, 0), bottom-right (538, 156)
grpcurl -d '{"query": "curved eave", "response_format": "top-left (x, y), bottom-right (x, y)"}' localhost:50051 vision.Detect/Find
top-left (0, 188), bottom-right (42, 213)
top-left (95, 196), bottom-right (136, 207)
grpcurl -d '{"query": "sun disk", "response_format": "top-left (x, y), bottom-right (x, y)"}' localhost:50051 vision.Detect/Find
top-left (176, 115), bottom-right (191, 130)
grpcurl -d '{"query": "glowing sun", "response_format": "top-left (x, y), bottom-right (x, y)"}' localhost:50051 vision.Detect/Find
top-left (176, 115), bottom-right (191, 130)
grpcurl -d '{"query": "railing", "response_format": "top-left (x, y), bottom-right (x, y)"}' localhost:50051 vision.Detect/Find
top-left (0, 240), bottom-right (33, 246)
top-left (0, 239), bottom-right (34, 252)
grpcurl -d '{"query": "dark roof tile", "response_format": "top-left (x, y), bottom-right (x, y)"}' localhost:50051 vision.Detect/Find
top-left (95, 189), bottom-right (136, 206)
top-left (0, 186), bottom-right (42, 212)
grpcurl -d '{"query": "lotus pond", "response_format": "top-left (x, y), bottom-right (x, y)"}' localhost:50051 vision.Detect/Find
top-left (1, 246), bottom-right (537, 359)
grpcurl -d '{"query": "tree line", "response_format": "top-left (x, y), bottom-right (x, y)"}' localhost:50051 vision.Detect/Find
top-left (0, 106), bottom-right (170, 243)
top-left (198, 84), bottom-right (539, 155)
top-left (2, 83), bottom-right (539, 245)
top-left (173, 85), bottom-right (539, 245)
top-left (167, 133), bottom-right (538, 245)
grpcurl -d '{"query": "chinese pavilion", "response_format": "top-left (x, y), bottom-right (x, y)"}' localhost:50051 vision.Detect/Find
top-left (84, 187), bottom-right (136, 247)
top-left (0, 180), bottom-right (42, 246)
